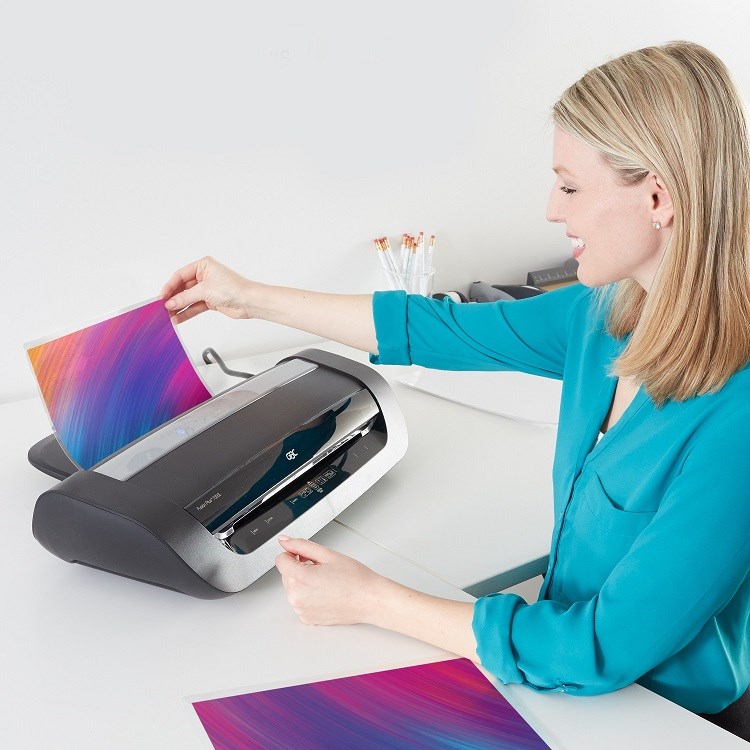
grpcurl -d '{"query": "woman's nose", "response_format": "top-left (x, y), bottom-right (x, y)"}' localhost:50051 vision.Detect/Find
top-left (546, 187), bottom-right (564, 224)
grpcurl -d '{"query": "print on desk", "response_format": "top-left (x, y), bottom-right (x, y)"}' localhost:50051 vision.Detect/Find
top-left (191, 657), bottom-right (550, 749)
top-left (25, 298), bottom-right (212, 470)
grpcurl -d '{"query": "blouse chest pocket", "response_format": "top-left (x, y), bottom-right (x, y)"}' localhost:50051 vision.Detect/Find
top-left (582, 470), bottom-right (658, 539)
top-left (555, 470), bottom-right (658, 601)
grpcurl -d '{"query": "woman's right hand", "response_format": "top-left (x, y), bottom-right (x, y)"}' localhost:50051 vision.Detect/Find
top-left (159, 256), bottom-right (257, 324)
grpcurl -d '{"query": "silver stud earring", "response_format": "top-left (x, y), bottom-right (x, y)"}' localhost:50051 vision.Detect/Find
top-left (652, 221), bottom-right (662, 230)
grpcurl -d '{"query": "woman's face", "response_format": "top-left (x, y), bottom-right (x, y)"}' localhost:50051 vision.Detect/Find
top-left (546, 126), bottom-right (673, 291)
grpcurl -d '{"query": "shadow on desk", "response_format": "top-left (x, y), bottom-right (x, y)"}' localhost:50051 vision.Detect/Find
top-left (464, 555), bottom-right (549, 598)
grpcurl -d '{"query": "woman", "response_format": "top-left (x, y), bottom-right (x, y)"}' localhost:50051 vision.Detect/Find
top-left (160, 41), bottom-right (750, 738)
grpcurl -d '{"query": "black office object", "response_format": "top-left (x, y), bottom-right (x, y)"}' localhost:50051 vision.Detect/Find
top-left (526, 257), bottom-right (579, 290)
top-left (468, 282), bottom-right (544, 302)
top-left (28, 349), bottom-right (407, 599)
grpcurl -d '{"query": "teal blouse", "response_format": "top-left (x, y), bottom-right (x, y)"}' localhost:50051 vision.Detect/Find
top-left (369, 283), bottom-right (750, 714)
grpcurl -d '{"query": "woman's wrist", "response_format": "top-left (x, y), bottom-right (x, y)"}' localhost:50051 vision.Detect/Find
top-left (238, 280), bottom-right (378, 353)
top-left (361, 573), bottom-right (401, 627)
top-left (360, 575), bottom-right (480, 662)
top-left (240, 279), bottom-right (272, 320)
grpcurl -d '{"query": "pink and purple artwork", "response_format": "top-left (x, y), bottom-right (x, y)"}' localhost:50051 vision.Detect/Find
top-left (26, 299), bottom-right (212, 470)
top-left (192, 658), bottom-right (550, 749)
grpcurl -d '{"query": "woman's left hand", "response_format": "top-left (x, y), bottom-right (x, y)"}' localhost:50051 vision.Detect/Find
top-left (274, 535), bottom-right (383, 626)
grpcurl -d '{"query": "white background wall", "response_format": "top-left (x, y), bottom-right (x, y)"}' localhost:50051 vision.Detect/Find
top-left (3, 0), bottom-right (749, 403)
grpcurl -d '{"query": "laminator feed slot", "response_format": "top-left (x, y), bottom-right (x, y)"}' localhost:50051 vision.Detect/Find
top-left (194, 389), bottom-right (379, 536)
top-left (223, 425), bottom-right (385, 555)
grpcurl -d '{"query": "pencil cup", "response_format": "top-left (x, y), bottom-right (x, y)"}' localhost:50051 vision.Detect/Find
top-left (381, 269), bottom-right (436, 297)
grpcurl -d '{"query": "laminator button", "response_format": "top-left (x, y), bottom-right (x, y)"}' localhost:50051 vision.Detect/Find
top-left (226, 504), bottom-right (296, 554)
top-left (260, 512), bottom-right (285, 531)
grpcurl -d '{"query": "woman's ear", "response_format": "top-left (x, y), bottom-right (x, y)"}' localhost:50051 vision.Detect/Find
top-left (651, 173), bottom-right (674, 229)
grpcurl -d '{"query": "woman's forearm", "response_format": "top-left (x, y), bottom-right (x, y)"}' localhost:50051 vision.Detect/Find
top-left (160, 257), bottom-right (380, 352)
top-left (366, 577), bottom-right (480, 662)
top-left (249, 282), bottom-right (379, 354)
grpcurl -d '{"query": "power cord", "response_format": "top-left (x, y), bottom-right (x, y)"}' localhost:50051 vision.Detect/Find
top-left (201, 348), bottom-right (254, 379)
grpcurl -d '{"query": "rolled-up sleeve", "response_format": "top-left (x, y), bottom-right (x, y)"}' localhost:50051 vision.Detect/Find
top-left (369, 283), bottom-right (591, 378)
top-left (471, 415), bottom-right (750, 709)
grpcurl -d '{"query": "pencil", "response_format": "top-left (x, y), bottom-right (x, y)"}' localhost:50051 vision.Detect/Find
top-left (382, 237), bottom-right (402, 280)
top-left (416, 231), bottom-right (425, 275)
top-left (374, 237), bottom-right (404, 289)
top-left (404, 237), bottom-right (416, 292)
top-left (426, 234), bottom-right (436, 271)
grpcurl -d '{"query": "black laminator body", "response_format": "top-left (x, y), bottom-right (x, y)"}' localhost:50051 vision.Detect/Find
top-left (28, 349), bottom-right (407, 598)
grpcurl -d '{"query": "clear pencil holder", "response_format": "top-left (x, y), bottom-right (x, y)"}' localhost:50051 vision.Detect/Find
top-left (381, 268), bottom-right (436, 297)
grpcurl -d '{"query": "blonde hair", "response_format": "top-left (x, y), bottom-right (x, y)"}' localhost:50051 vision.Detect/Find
top-left (551, 41), bottom-right (750, 406)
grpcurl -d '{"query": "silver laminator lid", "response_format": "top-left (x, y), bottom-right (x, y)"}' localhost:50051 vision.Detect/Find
top-left (94, 359), bottom-right (317, 482)
top-left (92, 356), bottom-right (381, 535)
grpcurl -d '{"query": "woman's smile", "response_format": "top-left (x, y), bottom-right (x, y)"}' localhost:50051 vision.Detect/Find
top-left (567, 232), bottom-right (586, 259)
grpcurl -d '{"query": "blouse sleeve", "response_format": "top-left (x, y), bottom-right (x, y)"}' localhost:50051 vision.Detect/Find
top-left (369, 283), bottom-right (592, 379)
top-left (471, 409), bottom-right (750, 699)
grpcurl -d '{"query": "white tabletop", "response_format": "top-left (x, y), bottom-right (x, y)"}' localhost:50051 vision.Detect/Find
top-left (3, 366), bottom-right (745, 748)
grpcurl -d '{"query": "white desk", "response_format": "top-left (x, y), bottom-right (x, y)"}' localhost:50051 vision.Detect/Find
top-left (3, 369), bottom-right (745, 748)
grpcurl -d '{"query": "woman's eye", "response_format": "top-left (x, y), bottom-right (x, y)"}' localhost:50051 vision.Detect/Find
top-left (559, 186), bottom-right (576, 195)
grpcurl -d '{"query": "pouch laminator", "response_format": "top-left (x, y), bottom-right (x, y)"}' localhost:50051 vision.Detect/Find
top-left (29, 349), bottom-right (407, 598)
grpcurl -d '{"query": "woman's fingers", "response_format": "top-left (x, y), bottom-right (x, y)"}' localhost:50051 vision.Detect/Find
top-left (167, 278), bottom-right (199, 299)
top-left (158, 260), bottom-right (203, 300)
top-left (275, 551), bottom-right (306, 577)
top-left (164, 280), bottom-right (209, 315)
top-left (277, 536), bottom-right (335, 564)
top-left (163, 279), bottom-right (199, 318)
top-left (170, 301), bottom-right (209, 325)
top-left (160, 256), bottom-right (254, 324)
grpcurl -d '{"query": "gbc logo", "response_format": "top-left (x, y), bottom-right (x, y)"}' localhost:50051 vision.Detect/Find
top-left (286, 449), bottom-right (298, 461)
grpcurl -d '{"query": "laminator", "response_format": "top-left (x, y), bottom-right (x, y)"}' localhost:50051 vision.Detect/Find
top-left (28, 349), bottom-right (407, 598)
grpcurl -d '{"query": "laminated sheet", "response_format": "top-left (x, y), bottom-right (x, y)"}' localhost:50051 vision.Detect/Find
top-left (25, 298), bottom-right (212, 470)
